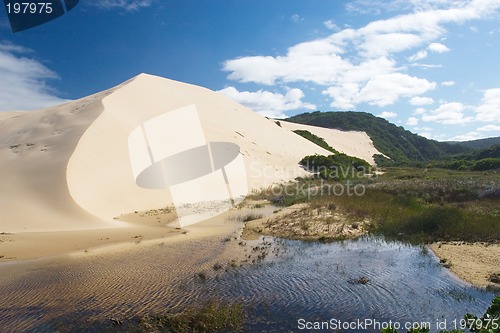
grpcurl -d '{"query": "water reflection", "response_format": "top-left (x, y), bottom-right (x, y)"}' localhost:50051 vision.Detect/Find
top-left (0, 236), bottom-right (497, 332)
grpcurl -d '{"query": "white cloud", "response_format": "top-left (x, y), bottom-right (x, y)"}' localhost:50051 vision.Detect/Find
top-left (414, 107), bottom-right (427, 115)
top-left (410, 63), bottom-right (443, 69)
top-left (377, 111), bottom-right (397, 119)
top-left (427, 42), bottom-right (450, 53)
top-left (359, 32), bottom-right (423, 58)
top-left (291, 14), bottom-right (303, 22)
top-left (355, 73), bottom-right (436, 107)
top-left (408, 50), bottom-right (428, 62)
top-left (441, 80), bottom-right (455, 86)
top-left (346, 0), bottom-right (473, 14)
top-left (223, 0), bottom-right (500, 110)
top-left (422, 102), bottom-right (474, 124)
top-left (323, 20), bottom-right (339, 31)
top-left (477, 124), bottom-right (500, 131)
top-left (86, 0), bottom-right (154, 11)
top-left (323, 73), bottom-right (435, 109)
top-left (448, 132), bottom-right (481, 141)
top-left (406, 117), bottom-right (419, 126)
top-left (410, 96), bottom-right (434, 105)
top-left (217, 87), bottom-right (316, 118)
top-left (0, 42), bottom-right (67, 111)
top-left (476, 88), bottom-right (500, 122)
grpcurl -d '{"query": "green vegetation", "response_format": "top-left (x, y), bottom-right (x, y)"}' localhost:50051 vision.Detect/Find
top-left (448, 137), bottom-right (500, 150)
top-left (249, 167), bottom-right (500, 243)
top-left (299, 154), bottom-right (371, 180)
top-left (138, 301), bottom-right (245, 333)
top-left (287, 111), bottom-right (471, 165)
top-left (338, 168), bottom-right (499, 242)
top-left (293, 129), bottom-right (339, 153)
top-left (293, 129), bottom-right (372, 179)
top-left (381, 296), bottom-right (500, 333)
top-left (429, 145), bottom-right (500, 171)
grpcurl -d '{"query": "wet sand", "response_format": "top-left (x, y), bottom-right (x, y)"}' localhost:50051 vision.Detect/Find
top-left (0, 207), bottom-right (181, 261)
top-left (0, 206), bottom-right (272, 332)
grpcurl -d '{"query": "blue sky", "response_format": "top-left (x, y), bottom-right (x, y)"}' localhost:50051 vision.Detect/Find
top-left (1, 0), bottom-right (500, 141)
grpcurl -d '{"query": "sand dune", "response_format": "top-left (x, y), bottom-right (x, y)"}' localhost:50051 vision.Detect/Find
top-left (279, 121), bottom-right (382, 164)
top-left (0, 74), bottom-right (381, 235)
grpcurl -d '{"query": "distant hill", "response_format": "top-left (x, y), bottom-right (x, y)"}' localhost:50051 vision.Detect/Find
top-left (448, 137), bottom-right (500, 150)
top-left (430, 144), bottom-right (500, 170)
top-left (286, 111), bottom-right (471, 165)
top-left (461, 144), bottom-right (500, 160)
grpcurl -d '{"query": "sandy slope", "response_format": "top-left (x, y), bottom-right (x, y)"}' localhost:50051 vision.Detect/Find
top-left (280, 121), bottom-right (383, 164)
top-left (0, 73), bottom-right (381, 240)
top-left (0, 87), bottom-right (125, 233)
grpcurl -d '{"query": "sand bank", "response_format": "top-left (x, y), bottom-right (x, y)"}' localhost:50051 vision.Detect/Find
top-left (242, 201), bottom-right (369, 241)
top-left (430, 242), bottom-right (500, 288)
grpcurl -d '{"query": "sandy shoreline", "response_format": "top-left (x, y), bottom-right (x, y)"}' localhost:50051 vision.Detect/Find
top-left (2, 202), bottom-right (499, 292)
top-left (430, 242), bottom-right (500, 289)
top-left (0, 210), bottom-right (265, 332)
top-left (242, 202), bottom-right (369, 241)
top-left (0, 204), bottom-right (242, 262)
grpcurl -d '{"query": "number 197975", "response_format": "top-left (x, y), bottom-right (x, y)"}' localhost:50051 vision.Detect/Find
top-left (6, 2), bottom-right (53, 14)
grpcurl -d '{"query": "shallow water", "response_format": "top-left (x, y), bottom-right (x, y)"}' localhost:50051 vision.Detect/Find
top-left (0, 235), bottom-right (497, 332)
top-left (208, 236), bottom-right (498, 332)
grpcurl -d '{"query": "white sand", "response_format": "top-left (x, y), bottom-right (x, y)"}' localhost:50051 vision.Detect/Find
top-left (0, 73), bottom-right (381, 258)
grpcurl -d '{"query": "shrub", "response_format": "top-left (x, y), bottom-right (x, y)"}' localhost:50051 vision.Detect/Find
top-left (472, 158), bottom-right (500, 171)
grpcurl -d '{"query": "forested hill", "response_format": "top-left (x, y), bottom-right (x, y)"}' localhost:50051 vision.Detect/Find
top-left (448, 137), bottom-right (500, 150)
top-left (286, 111), bottom-right (471, 165)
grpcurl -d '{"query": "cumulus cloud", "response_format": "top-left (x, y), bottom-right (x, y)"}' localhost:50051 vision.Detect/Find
top-left (476, 88), bottom-right (500, 122)
top-left (408, 50), bottom-right (428, 62)
top-left (86, 0), bottom-right (154, 11)
top-left (223, 0), bottom-right (500, 111)
top-left (217, 87), bottom-right (316, 118)
top-left (448, 131), bottom-right (481, 141)
top-left (324, 20), bottom-right (340, 31)
top-left (414, 107), bottom-right (427, 115)
top-left (346, 0), bottom-right (471, 14)
top-left (410, 96), bottom-right (434, 105)
top-left (477, 124), bottom-right (500, 131)
top-left (322, 73), bottom-right (436, 109)
top-left (0, 41), bottom-right (67, 111)
top-left (441, 80), bottom-right (455, 86)
top-left (422, 102), bottom-right (474, 124)
top-left (377, 111), bottom-right (397, 119)
top-left (407, 117), bottom-right (419, 126)
top-left (356, 73), bottom-right (436, 107)
top-left (427, 42), bottom-right (450, 53)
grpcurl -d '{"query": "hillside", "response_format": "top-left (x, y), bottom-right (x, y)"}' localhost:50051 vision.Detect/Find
top-left (430, 144), bottom-right (500, 170)
top-left (448, 137), bottom-right (500, 150)
top-left (286, 111), bottom-right (471, 165)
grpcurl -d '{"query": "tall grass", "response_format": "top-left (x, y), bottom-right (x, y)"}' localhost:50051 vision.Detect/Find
top-left (249, 167), bottom-right (500, 243)
top-left (139, 300), bottom-right (245, 333)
